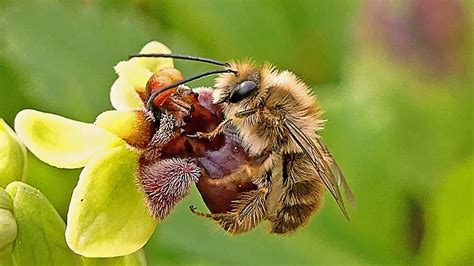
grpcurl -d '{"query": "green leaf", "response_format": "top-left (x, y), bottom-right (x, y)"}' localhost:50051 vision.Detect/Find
top-left (14, 109), bottom-right (125, 169)
top-left (0, 119), bottom-right (27, 187)
top-left (66, 145), bottom-right (156, 257)
top-left (5, 181), bottom-right (81, 265)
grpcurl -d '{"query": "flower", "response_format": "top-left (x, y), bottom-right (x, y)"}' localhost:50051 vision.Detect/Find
top-left (14, 41), bottom-right (175, 258)
top-left (0, 121), bottom-right (82, 264)
top-left (4, 181), bottom-right (82, 264)
top-left (111, 41), bottom-right (173, 111)
top-left (0, 119), bottom-right (27, 187)
top-left (0, 187), bottom-right (16, 259)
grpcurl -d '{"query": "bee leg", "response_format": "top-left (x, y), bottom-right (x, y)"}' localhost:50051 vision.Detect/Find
top-left (234, 108), bottom-right (258, 118)
top-left (189, 205), bottom-right (234, 223)
top-left (189, 206), bottom-right (214, 218)
top-left (189, 205), bottom-right (244, 232)
top-left (269, 153), bottom-right (324, 234)
top-left (187, 119), bottom-right (232, 140)
top-left (188, 107), bottom-right (256, 140)
top-left (200, 171), bottom-right (272, 235)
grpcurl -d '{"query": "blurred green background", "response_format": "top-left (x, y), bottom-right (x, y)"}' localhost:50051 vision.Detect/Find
top-left (0, 0), bottom-right (472, 265)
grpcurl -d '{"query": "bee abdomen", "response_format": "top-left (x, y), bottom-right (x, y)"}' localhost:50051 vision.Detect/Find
top-left (280, 179), bottom-right (322, 206)
top-left (269, 179), bottom-right (322, 234)
top-left (269, 154), bottom-right (324, 234)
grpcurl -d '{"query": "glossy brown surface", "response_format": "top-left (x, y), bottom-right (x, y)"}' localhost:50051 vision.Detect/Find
top-left (160, 89), bottom-right (257, 214)
top-left (141, 68), bottom-right (257, 214)
top-left (145, 67), bottom-right (184, 106)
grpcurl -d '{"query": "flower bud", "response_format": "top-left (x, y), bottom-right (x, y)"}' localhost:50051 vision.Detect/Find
top-left (0, 119), bottom-right (27, 187)
top-left (5, 182), bottom-right (82, 265)
top-left (0, 187), bottom-right (16, 259)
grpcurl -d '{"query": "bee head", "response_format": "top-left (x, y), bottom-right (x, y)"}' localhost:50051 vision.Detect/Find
top-left (213, 60), bottom-right (261, 104)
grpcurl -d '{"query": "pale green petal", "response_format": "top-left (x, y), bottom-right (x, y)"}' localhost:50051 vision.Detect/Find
top-left (135, 41), bottom-right (174, 72)
top-left (14, 110), bottom-right (125, 169)
top-left (110, 77), bottom-right (144, 111)
top-left (5, 182), bottom-right (81, 265)
top-left (95, 110), bottom-right (153, 149)
top-left (114, 61), bottom-right (153, 93)
top-left (0, 119), bottom-right (27, 187)
top-left (82, 249), bottom-right (147, 266)
top-left (111, 41), bottom-right (174, 105)
top-left (95, 110), bottom-right (139, 137)
top-left (66, 145), bottom-right (156, 257)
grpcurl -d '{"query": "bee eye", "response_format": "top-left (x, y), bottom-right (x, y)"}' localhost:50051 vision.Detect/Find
top-left (229, 80), bottom-right (257, 103)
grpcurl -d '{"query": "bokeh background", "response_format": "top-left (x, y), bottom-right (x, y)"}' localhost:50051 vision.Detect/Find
top-left (0, 0), bottom-right (472, 265)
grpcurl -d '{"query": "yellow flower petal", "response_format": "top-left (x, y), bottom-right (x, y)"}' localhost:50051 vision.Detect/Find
top-left (66, 145), bottom-right (156, 257)
top-left (82, 249), bottom-right (147, 266)
top-left (114, 61), bottom-right (153, 93)
top-left (110, 77), bottom-right (145, 111)
top-left (0, 119), bottom-right (27, 187)
top-left (111, 41), bottom-right (174, 106)
top-left (134, 41), bottom-right (174, 72)
top-left (14, 110), bottom-right (125, 169)
top-left (95, 110), bottom-right (154, 149)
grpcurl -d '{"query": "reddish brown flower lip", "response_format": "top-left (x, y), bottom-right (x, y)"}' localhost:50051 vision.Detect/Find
top-left (137, 69), bottom-right (257, 219)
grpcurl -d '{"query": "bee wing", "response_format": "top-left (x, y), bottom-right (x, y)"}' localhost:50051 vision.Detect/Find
top-left (315, 138), bottom-right (355, 207)
top-left (284, 120), bottom-right (351, 220)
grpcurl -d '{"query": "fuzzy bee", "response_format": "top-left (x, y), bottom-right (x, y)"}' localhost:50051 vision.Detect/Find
top-left (197, 61), bottom-right (355, 233)
top-left (132, 53), bottom-right (354, 234)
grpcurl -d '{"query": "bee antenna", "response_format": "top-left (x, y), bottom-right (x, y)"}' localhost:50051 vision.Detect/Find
top-left (129, 53), bottom-right (231, 68)
top-left (146, 68), bottom-right (237, 109)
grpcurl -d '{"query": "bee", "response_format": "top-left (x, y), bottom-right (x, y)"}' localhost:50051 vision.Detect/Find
top-left (131, 53), bottom-right (354, 234)
top-left (204, 61), bottom-right (355, 233)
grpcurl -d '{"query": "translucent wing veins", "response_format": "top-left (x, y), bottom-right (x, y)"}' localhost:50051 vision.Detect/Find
top-left (315, 138), bottom-right (355, 207)
top-left (284, 120), bottom-right (352, 220)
